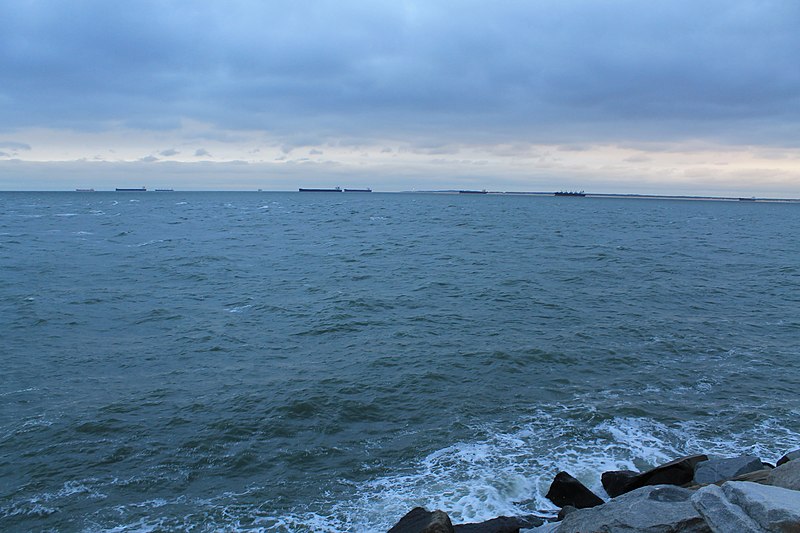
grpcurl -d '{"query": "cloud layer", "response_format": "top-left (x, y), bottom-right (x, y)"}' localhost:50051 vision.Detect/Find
top-left (1, 0), bottom-right (799, 193)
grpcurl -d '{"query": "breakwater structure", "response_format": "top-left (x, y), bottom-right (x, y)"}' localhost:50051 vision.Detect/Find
top-left (387, 448), bottom-right (800, 532)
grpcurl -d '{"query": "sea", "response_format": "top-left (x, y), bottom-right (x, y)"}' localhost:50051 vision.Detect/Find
top-left (1, 191), bottom-right (799, 532)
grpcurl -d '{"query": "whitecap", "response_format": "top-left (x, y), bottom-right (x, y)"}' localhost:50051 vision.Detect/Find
top-left (133, 239), bottom-right (166, 247)
top-left (0, 387), bottom-right (39, 397)
top-left (225, 304), bottom-right (253, 313)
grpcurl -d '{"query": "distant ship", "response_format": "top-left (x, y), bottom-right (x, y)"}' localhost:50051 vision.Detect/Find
top-left (458, 189), bottom-right (488, 194)
top-left (554, 191), bottom-right (586, 197)
top-left (344, 188), bottom-right (372, 192)
top-left (738, 197), bottom-right (756, 202)
top-left (154, 189), bottom-right (174, 192)
top-left (116, 187), bottom-right (147, 192)
top-left (299, 187), bottom-right (342, 192)
top-left (75, 188), bottom-right (95, 192)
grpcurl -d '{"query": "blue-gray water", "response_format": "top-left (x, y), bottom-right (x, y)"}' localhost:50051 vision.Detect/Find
top-left (1, 191), bottom-right (799, 531)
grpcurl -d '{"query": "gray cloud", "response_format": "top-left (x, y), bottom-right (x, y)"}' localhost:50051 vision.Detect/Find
top-left (0, 141), bottom-right (32, 150)
top-left (0, 0), bottom-right (798, 148)
top-left (194, 148), bottom-right (211, 157)
top-left (159, 148), bottom-right (180, 157)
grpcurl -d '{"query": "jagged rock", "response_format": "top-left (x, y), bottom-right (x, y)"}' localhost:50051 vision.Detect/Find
top-left (766, 458), bottom-right (800, 490)
top-left (557, 485), bottom-right (711, 532)
top-left (388, 507), bottom-right (454, 533)
top-left (601, 469), bottom-right (638, 498)
top-left (721, 481), bottom-right (800, 532)
top-left (693, 456), bottom-right (765, 485)
top-left (691, 484), bottom-right (767, 533)
top-left (545, 471), bottom-right (604, 509)
top-left (776, 449), bottom-right (800, 466)
top-left (453, 515), bottom-right (544, 532)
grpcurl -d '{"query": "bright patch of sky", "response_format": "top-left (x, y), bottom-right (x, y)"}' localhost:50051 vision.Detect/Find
top-left (1, 0), bottom-right (799, 195)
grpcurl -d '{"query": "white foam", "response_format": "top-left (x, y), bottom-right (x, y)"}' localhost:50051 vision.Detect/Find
top-left (0, 387), bottom-right (39, 397)
top-left (34, 479), bottom-right (107, 503)
top-left (133, 239), bottom-right (166, 247)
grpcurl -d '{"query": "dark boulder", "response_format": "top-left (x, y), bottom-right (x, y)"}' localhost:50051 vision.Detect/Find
top-left (545, 471), bottom-right (604, 509)
top-left (453, 515), bottom-right (544, 532)
top-left (606, 454), bottom-right (708, 497)
top-left (601, 469), bottom-right (638, 498)
top-left (388, 507), bottom-right (454, 533)
top-left (776, 449), bottom-right (800, 466)
top-left (634, 454), bottom-right (708, 487)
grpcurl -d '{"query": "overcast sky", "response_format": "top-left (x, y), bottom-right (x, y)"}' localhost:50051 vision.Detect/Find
top-left (1, 0), bottom-right (799, 194)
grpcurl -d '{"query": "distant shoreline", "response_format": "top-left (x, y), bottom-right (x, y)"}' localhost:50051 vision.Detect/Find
top-left (404, 190), bottom-right (800, 203)
top-left (2, 190), bottom-right (798, 202)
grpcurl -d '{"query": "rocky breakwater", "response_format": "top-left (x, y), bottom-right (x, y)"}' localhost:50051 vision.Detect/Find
top-left (387, 449), bottom-right (800, 533)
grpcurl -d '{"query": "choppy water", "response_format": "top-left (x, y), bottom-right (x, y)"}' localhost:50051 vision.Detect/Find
top-left (1, 191), bottom-right (799, 531)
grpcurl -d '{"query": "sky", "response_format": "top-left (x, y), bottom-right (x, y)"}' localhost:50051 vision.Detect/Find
top-left (1, 0), bottom-right (799, 195)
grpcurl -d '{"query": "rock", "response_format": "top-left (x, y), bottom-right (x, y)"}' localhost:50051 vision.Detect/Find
top-left (557, 485), bottom-right (711, 533)
top-left (601, 469), bottom-right (638, 498)
top-left (730, 468), bottom-right (771, 485)
top-left (766, 457), bottom-right (800, 490)
top-left (608, 454), bottom-right (709, 496)
top-left (691, 484), bottom-right (767, 533)
top-left (685, 467), bottom-right (773, 491)
top-left (776, 449), bottom-right (800, 466)
top-left (520, 523), bottom-right (559, 533)
top-left (545, 471), bottom-right (604, 509)
top-left (388, 507), bottom-right (454, 533)
top-left (722, 481), bottom-right (800, 532)
top-left (693, 455), bottom-right (765, 485)
top-left (453, 515), bottom-right (544, 532)
top-left (557, 505), bottom-right (578, 521)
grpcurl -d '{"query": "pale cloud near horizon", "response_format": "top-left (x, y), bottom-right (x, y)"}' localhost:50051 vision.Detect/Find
top-left (1, 0), bottom-right (799, 195)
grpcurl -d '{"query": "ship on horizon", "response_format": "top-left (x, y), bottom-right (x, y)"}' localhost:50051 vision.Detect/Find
top-left (554, 190), bottom-right (586, 197)
top-left (299, 186), bottom-right (342, 192)
top-left (116, 187), bottom-right (147, 192)
top-left (344, 188), bottom-right (372, 192)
